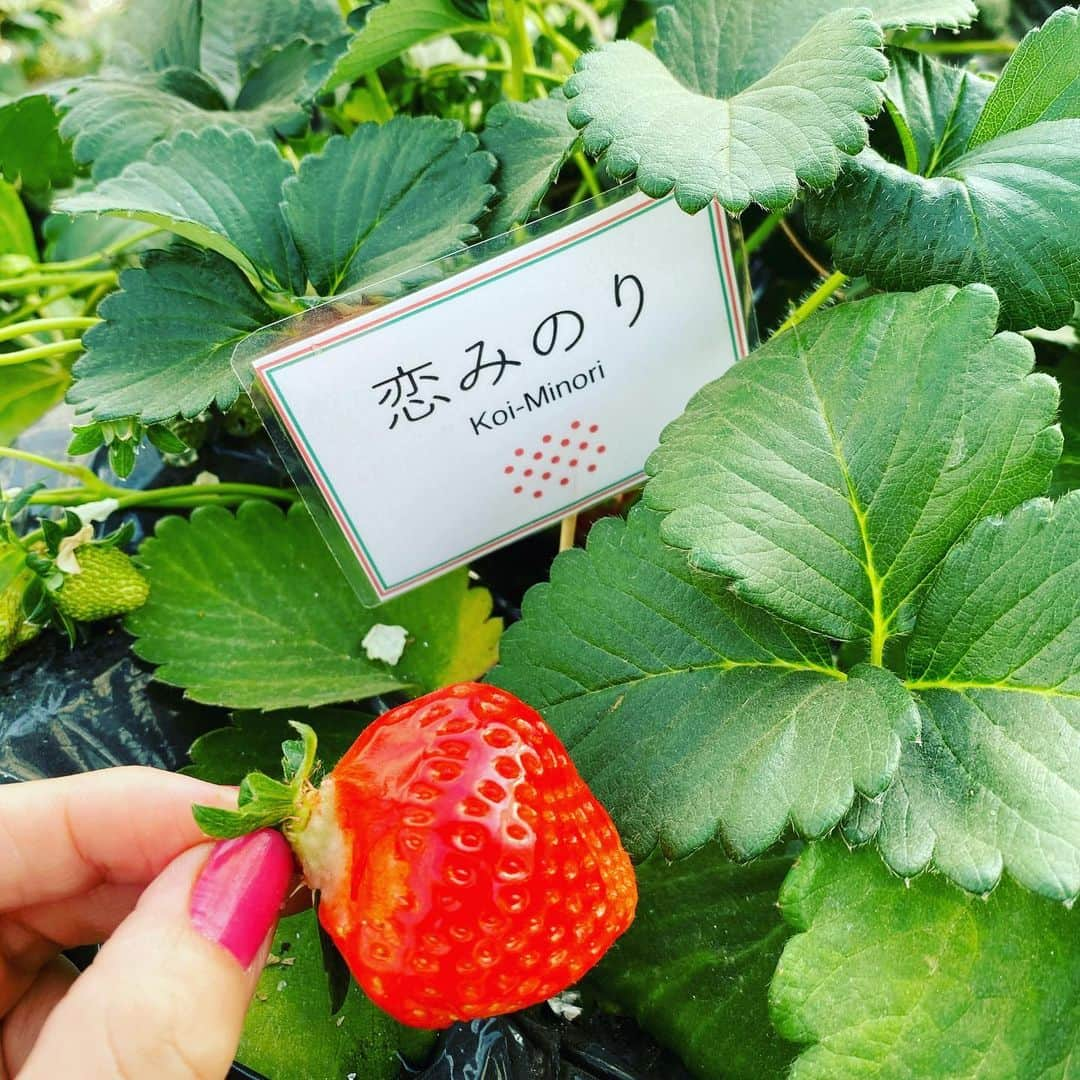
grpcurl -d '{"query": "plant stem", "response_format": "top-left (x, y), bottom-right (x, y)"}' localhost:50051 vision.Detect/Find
top-left (0, 447), bottom-right (103, 486)
top-left (558, 0), bottom-right (606, 44)
top-left (0, 282), bottom-right (90, 327)
top-left (365, 72), bottom-right (395, 121)
top-left (504, 0), bottom-right (538, 100)
top-left (421, 61), bottom-right (564, 85)
top-left (29, 227), bottom-right (160, 273)
top-left (81, 280), bottom-right (115, 316)
top-left (913, 37), bottom-right (1016, 54)
top-left (0, 316), bottom-right (100, 344)
top-left (884, 99), bottom-right (920, 174)
top-left (28, 481), bottom-right (297, 511)
top-left (0, 338), bottom-right (85, 366)
top-left (574, 149), bottom-right (603, 201)
top-left (774, 270), bottom-right (849, 336)
top-left (528, 1), bottom-right (581, 64)
top-left (779, 218), bottom-right (830, 279)
top-left (738, 209), bottom-right (785, 263)
top-left (116, 482), bottom-right (297, 505)
top-left (0, 270), bottom-right (116, 294)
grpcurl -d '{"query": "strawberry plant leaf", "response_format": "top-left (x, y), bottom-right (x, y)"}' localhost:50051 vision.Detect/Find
top-left (239, 909), bottom-right (436, 1080)
top-left (872, 493), bottom-right (1080, 900)
top-left (280, 116), bottom-right (495, 295)
top-left (56, 77), bottom-right (299, 181)
top-left (807, 123), bottom-right (1080, 331)
top-left (564, 8), bottom-right (888, 212)
top-left (968, 5), bottom-right (1080, 147)
top-left (588, 842), bottom-right (797, 1079)
top-left (653, 0), bottom-right (974, 103)
top-left (183, 708), bottom-right (369, 785)
top-left (0, 363), bottom-right (72, 444)
top-left (492, 506), bottom-right (918, 860)
top-left (770, 840), bottom-right (1080, 1079)
top-left (480, 93), bottom-right (579, 234)
top-left (0, 94), bottom-right (76, 192)
top-left (806, 22), bottom-right (1080, 332)
top-left (105, 0), bottom-right (202, 73)
top-left (55, 128), bottom-right (304, 294)
top-left (1051, 360), bottom-right (1080, 496)
top-left (51, 0), bottom-right (344, 180)
top-left (127, 501), bottom-right (501, 710)
top-left (196, 0), bottom-right (347, 106)
top-left (323, 0), bottom-right (490, 90)
top-left (882, 47), bottom-right (992, 173)
top-left (42, 213), bottom-right (153, 263)
top-left (645, 285), bottom-right (1060, 645)
top-left (0, 178), bottom-right (35, 258)
top-left (68, 246), bottom-right (276, 424)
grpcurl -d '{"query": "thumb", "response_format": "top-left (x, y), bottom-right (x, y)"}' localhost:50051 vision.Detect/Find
top-left (19, 829), bottom-right (293, 1080)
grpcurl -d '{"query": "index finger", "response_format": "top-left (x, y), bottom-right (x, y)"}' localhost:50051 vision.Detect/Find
top-left (0, 767), bottom-right (236, 912)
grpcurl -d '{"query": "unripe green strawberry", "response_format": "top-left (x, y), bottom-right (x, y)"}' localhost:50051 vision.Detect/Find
top-left (0, 545), bottom-right (39, 660)
top-left (0, 575), bottom-right (40, 660)
top-left (54, 545), bottom-right (149, 622)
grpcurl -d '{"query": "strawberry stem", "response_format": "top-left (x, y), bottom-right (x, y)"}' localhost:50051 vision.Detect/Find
top-left (193, 722), bottom-right (320, 839)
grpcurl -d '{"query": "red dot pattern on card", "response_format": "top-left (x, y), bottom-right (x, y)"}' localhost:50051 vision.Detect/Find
top-left (504, 421), bottom-right (607, 498)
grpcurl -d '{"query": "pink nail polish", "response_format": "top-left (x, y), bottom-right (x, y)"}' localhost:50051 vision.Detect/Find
top-left (190, 829), bottom-right (294, 968)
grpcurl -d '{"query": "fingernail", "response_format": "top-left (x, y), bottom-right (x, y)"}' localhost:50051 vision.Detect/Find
top-left (190, 829), bottom-right (294, 968)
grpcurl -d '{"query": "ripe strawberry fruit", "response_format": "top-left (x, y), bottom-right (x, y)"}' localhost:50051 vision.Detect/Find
top-left (54, 544), bottom-right (149, 622)
top-left (195, 682), bottom-right (637, 1028)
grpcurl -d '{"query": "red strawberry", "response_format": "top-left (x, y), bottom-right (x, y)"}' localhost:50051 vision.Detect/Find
top-left (194, 682), bottom-right (637, 1028)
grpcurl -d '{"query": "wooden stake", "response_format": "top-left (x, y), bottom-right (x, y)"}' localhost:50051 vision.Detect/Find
top-left (558, 514), bottom-right (578, 552)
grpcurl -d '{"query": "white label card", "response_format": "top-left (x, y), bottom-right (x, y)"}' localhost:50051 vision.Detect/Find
top-left (252, 194), bottom-right (748, 600)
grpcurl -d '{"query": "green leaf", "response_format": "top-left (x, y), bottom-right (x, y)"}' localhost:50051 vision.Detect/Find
top-left (491, 506), bottom-right (917, 861)
top-left (806, 121), bottom-right (1080, 331)
top-left (589, 843), bottom-right (797, 1079)
top-left (280, 117), bottom-right (495, 296)
top-left (872, 493), bottom-right (1080, 900)
top-left (43, 213), bottom-right (155, 263)
top-left (56, 77), bottom-right (302, 180)
top-left (480, 92), bottom-right (578, 234)
top-left (653, 0), bottom-right (974, 102)
top-left (565, 8), bottom-right (889, 212)
top-left (68, 246), bottom-right (276, 424)
top-left (968, 5), bottom-right (1080, 148)
top-left (0, 362), bottom-right (72, 444)
top-left (184, 708), bottom-right (368, 785)
top-left (0, 94), bottom-right (76, 192)
top-left (645, 284), bottom-right (1060, 645)
top-left (324, 0), bottom-right (487, 90)
top-left (197, 0), bottom-right (346, 106)
top-left (127, 500), bottom-right (501, 710)
top-left (806, 20), bottom-right (1080, 332)
top-left (105, 0), bottom-right (202, 73)
top-left (1051, 359), bottom-right (1080, 496)
top-left (770, 840), bottom-right (1080, 1079)
top-left (55, 128), bottom-right (303, 294)
top-left (54, 0), bottom-right (345, 180)
top-left (881, 47), bottom-right (992, 174)
top-left (238, 909), bottom-right (436, 1080)
top-left (0, 178), bottom-right (35, 259)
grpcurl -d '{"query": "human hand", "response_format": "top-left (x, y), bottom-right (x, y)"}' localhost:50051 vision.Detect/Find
top-left (0, 767), bottom-right (294, 1079)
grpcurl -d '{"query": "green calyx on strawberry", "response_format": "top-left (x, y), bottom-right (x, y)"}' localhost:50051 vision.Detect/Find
top-left (194, 682), bottom-right (638, 1028)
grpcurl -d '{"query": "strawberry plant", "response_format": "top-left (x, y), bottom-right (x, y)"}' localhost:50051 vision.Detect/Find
top-left (0, 0), bottom-right (1077, 1077)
